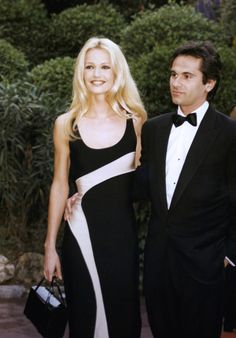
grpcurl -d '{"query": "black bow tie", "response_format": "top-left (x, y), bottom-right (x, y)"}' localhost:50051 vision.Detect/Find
top-left (172, 113), bottom-right (197, 127)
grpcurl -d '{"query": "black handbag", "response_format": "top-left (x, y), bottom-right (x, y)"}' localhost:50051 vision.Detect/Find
top-left (24, 277), bottom-right (67, 338)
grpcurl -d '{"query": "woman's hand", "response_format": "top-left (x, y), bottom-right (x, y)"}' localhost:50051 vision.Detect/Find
top-left (44, 246), bottom-right (62, 282)
top-left (64, 192), bottom-right (79, 221)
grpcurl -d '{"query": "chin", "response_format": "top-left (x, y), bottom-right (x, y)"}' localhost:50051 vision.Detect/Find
top-left (172, 98), bottom-right (181, 105)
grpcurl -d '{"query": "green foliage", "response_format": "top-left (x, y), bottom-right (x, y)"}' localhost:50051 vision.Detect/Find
top-left (0, 80), bottom-right (64, 242)
top-left (130, 45), bottom-right (174, 117)
top-left (213, 46), bottom-right (236, 113)
top-left (0, 39), bottom-right (29, 81)
top-left (0, 0), bottom-right (50, 65)
top-left (220, 0), bottom-right (236, 44)
top-left (48, 1), bottom-right (126, 59)
top-left (121, 3), bottom-right (227, 60)
top-left (122, 3), bottom-right (234, 117)
top-left (29, 57), bottom-right (75, 110)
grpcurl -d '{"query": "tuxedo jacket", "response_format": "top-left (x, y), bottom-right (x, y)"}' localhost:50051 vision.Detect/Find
top-left (138, 105), bottom-right (236, 284)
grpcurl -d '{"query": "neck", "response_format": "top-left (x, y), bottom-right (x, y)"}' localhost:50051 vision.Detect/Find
top-left (87, 96), bottom-right (114, 119)
top-left (180, 100), bottom-right (207, 116)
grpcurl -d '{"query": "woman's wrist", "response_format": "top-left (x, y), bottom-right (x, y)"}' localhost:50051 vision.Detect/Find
top-left (44, 239), bottom-right (56, 251)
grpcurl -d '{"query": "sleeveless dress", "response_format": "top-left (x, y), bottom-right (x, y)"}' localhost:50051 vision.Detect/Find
top-left (61, 119), bottom-right (141, 338)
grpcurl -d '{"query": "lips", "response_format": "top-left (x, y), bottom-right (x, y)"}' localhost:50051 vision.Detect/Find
top-left (91, 80), bottom-right (105, 86)
top-left (171, 90), bottom-right (184, 96)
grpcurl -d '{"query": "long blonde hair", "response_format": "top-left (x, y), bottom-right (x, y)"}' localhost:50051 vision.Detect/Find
top-left (66, 37), bottom-right (147, 139)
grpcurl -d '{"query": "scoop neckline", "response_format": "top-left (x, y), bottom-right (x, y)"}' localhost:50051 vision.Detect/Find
top-left (78, 119), bottom-right (128, 151)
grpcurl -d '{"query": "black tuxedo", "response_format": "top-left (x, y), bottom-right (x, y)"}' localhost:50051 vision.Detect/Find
top-left (138, 105), bottom-right (236, 338)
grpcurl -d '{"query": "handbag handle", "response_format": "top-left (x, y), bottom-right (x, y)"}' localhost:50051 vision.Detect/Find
top-left (35, 277), bottom-right (66, 307)
top-left (35, 277), bottom-right (45, 291)
top-left (49, 277), bottom-right (66, 306)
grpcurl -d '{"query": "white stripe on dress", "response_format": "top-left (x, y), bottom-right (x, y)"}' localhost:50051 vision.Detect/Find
top-left (68, 151), bottom-right (135, 338)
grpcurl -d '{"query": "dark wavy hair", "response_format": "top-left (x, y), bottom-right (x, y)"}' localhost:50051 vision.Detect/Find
top-left (170, 41), bottom-right (222, 100)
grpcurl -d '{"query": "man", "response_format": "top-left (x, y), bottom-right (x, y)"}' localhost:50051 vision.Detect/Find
top-left (140, 41), bottom-right (236, 338)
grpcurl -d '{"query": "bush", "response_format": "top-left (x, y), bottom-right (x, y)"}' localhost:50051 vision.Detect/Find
top-left (213, 46), bottom-right (236, 113)
top-left (48, 1), bottom-right (126, 59)
top-left (130, 45), bottom-right (174, 117)
top-left (29, 57), bottom-right (75, 110)
top-left (220, 0), bottom-right (236, 45)
top-left (121, 3), bottom-right (227, 60)
top-left (0, 0), bottom-right (50, 65)
top-left (0, 80), bottom-right (64, 245)
top-left (121, 3), bottom-right (235, 117)
top-left (0, 39), bottom-right (29, 81)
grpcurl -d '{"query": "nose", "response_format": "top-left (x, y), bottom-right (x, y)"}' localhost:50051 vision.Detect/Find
top-left (171, 76), bottom-right (181, 88)
top-left (94, 67), bottom-right (101, 77)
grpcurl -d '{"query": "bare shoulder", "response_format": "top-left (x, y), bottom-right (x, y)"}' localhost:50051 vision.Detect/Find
top-left (54, 113), bottom-right (69, 134)
top-left (53, 112), bottom-right (70, 145)
top-left (54, 112), bottom-right (69, 128)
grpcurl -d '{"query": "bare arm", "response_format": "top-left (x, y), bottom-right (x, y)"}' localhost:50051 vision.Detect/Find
top-left (44, 114), bottom-right (70, 281)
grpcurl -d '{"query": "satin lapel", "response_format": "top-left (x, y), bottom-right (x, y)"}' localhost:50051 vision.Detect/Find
top-left (170, 107), bottom-right (219, 210)
top-left (155, 115), bottom-right (173, 211)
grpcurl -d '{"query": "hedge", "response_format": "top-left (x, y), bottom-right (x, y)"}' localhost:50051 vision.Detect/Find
top-left (47, 1), bottom-right (126, 59)
top-left (0, 80), bottom-right (64, 234)
top-left (29, 56), bottom-right (75, 110)
top-left (0, 39), bottom-right (29, 81)
top-left (0, 0), bottom-right (50, 65)
top-left (121, 3), bottom-right (227, 60)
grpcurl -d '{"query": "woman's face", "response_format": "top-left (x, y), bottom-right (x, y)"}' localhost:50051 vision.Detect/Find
top-left (84, 48), bottom-right (115, 96)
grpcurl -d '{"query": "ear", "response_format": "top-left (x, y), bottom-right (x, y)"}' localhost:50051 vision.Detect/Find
top-left (206, 79), bottom-right (216, 92)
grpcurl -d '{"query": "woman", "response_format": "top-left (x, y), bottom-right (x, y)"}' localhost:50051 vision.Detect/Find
top-left (44, 37), bottom-right (147, 338)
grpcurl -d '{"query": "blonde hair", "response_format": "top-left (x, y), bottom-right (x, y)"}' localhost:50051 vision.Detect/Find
top-left (66, 37), bottom-right (147, 139)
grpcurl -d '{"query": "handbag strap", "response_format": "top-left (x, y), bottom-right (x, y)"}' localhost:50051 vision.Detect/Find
top-left (35, 277), bottom-right (45, 291)
top-left (34, 277), bottom-right (66, 307)
top-left (48, 277), bottom-right (66, 306)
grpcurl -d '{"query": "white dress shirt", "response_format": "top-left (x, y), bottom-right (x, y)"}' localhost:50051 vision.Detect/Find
top-left (166, 101), bottom-right (208, 209)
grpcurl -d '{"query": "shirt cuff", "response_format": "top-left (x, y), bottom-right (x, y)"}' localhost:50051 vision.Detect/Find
top-left (225, 256), bottom-right (236, 267)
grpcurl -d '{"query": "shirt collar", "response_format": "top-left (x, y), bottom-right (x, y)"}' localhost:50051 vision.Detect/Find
top-left (177, 101), bottom-right (209, 126)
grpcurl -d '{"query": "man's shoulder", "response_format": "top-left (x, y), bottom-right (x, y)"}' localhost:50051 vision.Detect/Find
top-left (210, 107), bottom-right (236, 142)
top-left (213, 107), bottom-right (236, 128)
top-left (145, 112), bottom-right (174, 128)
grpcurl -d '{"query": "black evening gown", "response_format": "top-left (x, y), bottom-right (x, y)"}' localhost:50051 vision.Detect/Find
top-left (61, 119), bottom-right (141, 338)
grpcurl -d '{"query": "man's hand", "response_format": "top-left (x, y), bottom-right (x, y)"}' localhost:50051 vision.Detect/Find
top-left (64, 192), bottom-right (79, 221)
top-left (224, 258), bottom-right (230, 268)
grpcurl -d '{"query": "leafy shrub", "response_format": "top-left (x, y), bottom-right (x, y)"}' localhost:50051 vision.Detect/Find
top-left (213, 46), bottom-right (236, 114)
top-left (121, 3), bottom-right (227, 60)
top-left (122, 3), bottom-right (235, 117)
top-left (48, 1), bottom-right (126, 58)
top-left (220, 0), bottom-right (236, 44)
top-left (0, 0), bottom-right (50, 65)
top-left (29, 57), bottom-right (75, 110)
top-left (130, 45), bottom-right (174, 117)
top-left (0, 80), bottom-right (64, 244)
top-left (0, 39), bottom-right (29, 81)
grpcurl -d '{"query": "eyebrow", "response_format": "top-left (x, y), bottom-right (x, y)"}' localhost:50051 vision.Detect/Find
top-left (85, 61), bottom-right (111, 65)
top-left (182, 71), bottom-right (196, 76)
top-left (170, 70), bottom-right (196, 76)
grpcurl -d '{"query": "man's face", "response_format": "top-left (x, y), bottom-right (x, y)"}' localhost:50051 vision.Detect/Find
top-left (170, 55), bottom-right (215, 115)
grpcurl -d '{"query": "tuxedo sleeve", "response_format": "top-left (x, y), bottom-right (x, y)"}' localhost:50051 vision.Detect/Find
top-left (225, 123), bottom-right (236, 264)
top-left (133, 121), bottom-right (150, 202)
